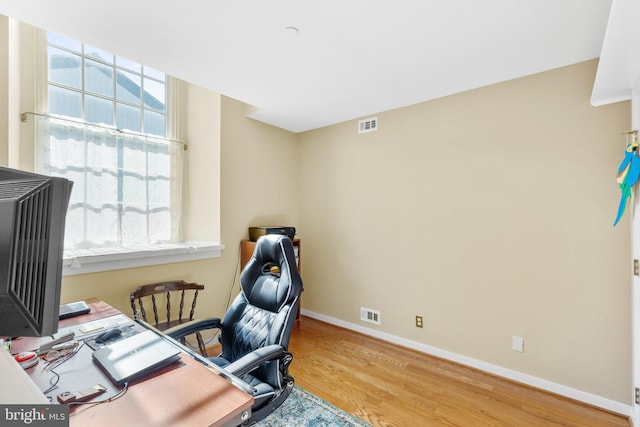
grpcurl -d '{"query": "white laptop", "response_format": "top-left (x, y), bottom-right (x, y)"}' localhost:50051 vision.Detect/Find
top-left (92, 330), bottom-right (181, 387)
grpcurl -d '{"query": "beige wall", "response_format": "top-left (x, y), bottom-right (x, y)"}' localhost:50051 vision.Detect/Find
top-left (0, 15), bottom-right (32, 168)
top-left (0, 17), bottom-right (300, 320)
top-left (62, 95), bottom-right (299, 318)
top-left (61, 83), bottom-right (228, 316)
top-left (0, 17), bottom-right (8, 164)
top-left (0, 15), bottom-right (633, 406)
top-left (297, 60), bottom-right (632, 403)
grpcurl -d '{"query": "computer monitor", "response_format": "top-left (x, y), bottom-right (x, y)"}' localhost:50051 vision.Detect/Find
top-left (0, 166), bottom-right (72, 337)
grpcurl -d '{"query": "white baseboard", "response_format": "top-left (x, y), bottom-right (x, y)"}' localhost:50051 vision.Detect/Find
top-left (301, 309), bottom-right (632, 417)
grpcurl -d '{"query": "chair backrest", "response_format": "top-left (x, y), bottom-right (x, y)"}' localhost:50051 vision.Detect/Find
top-left (221, 234), bottom-right (303, 388)
top-left (130, 280), bottom-right (204, 330)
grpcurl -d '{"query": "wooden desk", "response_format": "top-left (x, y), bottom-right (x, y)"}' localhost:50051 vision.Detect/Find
top-left (11, 300), bottom-right (253, 427)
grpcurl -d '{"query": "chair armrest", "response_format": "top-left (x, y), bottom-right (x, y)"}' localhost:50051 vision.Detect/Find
top-left (224, 344), bottom-right (291, 378)
top-left (165, 317), bottom-right (221, 340)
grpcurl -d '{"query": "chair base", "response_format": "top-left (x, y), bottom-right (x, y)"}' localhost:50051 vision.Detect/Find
top-left (243, 378), bottom-right (295, 425)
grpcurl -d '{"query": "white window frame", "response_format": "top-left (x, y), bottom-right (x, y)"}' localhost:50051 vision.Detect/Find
top-left (62, 241), bottom-right (223, 276)
top-left (36, 32), bottom-right (222, 275)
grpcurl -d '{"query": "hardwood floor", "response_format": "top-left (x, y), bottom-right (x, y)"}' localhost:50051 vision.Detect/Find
top-left (287, 316), bottom-right (630, 427)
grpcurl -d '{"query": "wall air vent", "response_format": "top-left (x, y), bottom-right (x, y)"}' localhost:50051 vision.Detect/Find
top-left (360, 307), bottom-right (381, 325)
top-left (358, 117), bottom-right (378, 134)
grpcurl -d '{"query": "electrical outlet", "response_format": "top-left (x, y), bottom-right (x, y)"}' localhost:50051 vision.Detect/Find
top-left (512, 336), bottom-right (524, 352)
top-left (415, 315), bottom-right (423, 328)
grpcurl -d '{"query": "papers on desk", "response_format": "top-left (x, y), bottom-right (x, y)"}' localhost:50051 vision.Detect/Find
top-left (58, 314), bottom-right (136, 341)
top-left (37, 314), bottom-right (137, 354)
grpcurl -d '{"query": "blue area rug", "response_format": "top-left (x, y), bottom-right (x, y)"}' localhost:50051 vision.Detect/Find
top-left (255, 386), bottom-right (371, 427)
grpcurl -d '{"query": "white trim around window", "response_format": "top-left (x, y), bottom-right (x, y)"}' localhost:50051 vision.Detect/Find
top-left (62, 241), bottom-right (224, 276)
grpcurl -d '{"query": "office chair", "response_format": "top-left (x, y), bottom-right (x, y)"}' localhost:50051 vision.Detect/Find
top-left (166, 234), bottom-right (303, 425)
top-left (130, 280), bottom-right (208, 356)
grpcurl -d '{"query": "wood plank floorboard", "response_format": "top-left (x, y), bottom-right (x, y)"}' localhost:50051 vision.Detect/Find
top-left (287, 316), bottom-right (630, 427)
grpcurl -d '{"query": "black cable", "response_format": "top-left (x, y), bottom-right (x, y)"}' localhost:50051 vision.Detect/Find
top-left (177, 239), bottom-right (244, 353)
top-left (68, 382), bottom-right (129, 412)
top-left (44, 370), bottom-right (60, 395)
top-left (225, 239), bottom-right (243, 310)
top-left (41, 341), bottom-right (128, 411)
top-left (180, 240), bottom-right (243, 351)
top-left (43, 342), bottom-right (85, 394)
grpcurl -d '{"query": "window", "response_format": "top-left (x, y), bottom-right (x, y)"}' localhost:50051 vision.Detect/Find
top-left (47, 33), bottom-right (167, 136)
top-left (37, 32), bottom-right (188, 265)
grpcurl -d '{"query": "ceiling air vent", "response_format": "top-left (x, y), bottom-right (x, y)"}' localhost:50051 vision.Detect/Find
top-left (358, 117), bottom-right (378, 134)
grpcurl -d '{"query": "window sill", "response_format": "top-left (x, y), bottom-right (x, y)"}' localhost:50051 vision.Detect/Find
top-left (62, 241), bottom-right (224, 276)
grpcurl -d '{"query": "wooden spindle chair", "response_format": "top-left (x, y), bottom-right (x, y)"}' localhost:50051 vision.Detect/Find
top-left (130, 280), bottom-right (208, 356)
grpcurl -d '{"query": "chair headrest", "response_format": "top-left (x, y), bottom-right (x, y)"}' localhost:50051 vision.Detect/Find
top-left (240, 235), bottom-right (302, 312)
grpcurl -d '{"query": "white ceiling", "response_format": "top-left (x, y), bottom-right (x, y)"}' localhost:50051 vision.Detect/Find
top-left (0, 0), bottom-right (613, 133)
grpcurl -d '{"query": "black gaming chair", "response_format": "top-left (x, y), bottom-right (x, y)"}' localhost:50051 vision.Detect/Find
top-left (166, 234), bottom-right (303, 425)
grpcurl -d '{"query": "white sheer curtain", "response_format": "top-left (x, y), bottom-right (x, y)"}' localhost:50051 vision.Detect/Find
top-left (35, 115), bottom-right (184, 252)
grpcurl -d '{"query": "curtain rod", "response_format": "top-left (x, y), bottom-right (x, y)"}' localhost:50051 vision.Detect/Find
top-left (20, 111), bottom-right (188, 149)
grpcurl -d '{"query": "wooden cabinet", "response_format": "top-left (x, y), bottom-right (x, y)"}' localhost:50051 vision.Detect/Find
top-left (240, 238), bottom-right (301, 325)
